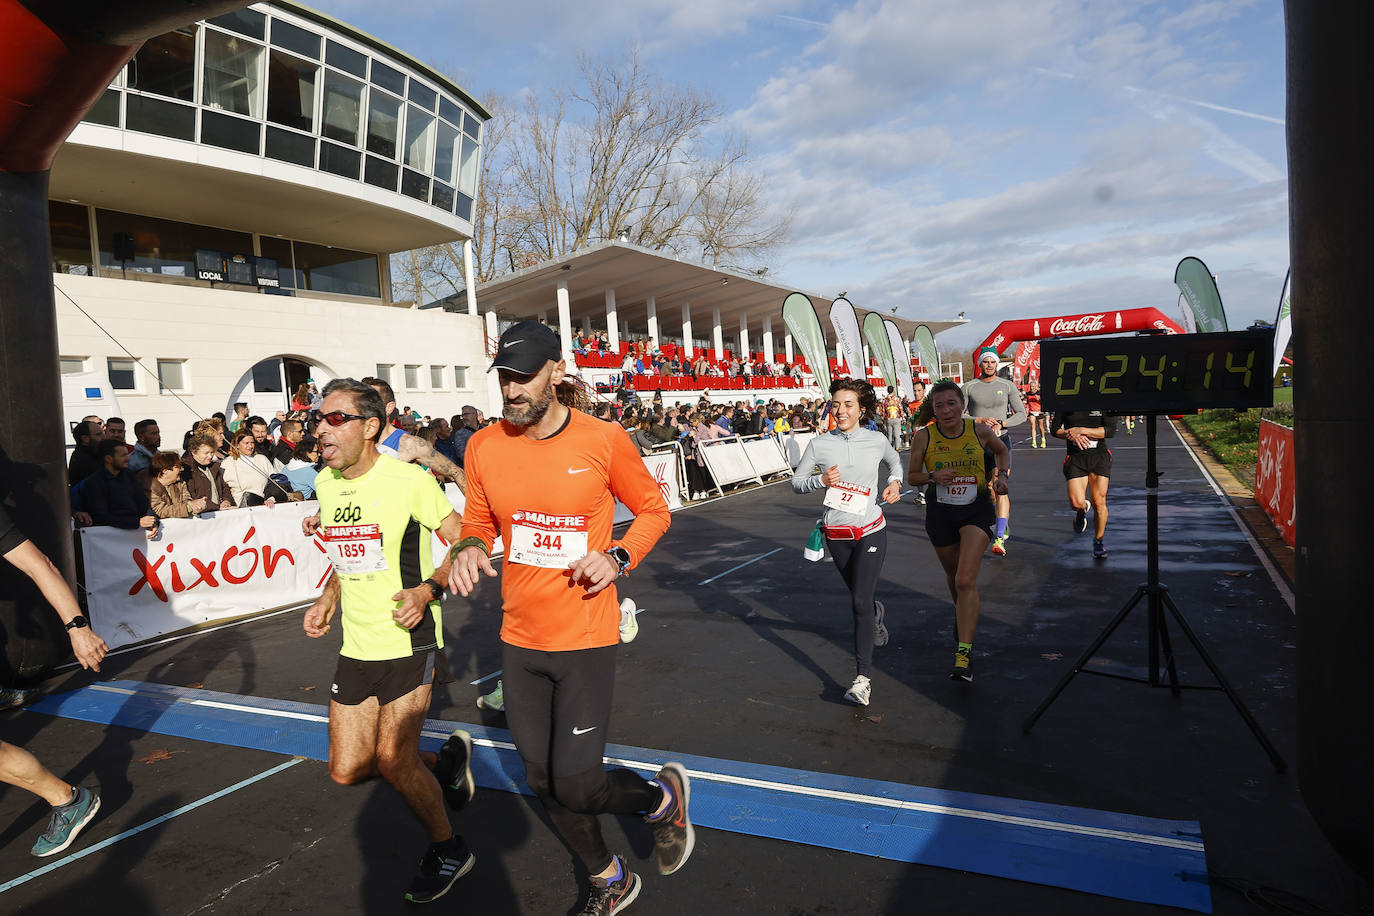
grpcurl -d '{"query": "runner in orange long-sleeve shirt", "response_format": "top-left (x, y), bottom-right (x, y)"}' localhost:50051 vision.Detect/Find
top-left (449, 321), bottom-right (690, 915)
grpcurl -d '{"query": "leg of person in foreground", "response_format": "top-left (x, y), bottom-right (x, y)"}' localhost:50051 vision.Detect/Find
top-left (1089, 472), bottom-right (1110, 558)
top-left (935, 525), bottom-right (991, 682)
top-left (329, 682), bottom-right (474, 903)
top-left (0, 741), bottom-right (101, 857)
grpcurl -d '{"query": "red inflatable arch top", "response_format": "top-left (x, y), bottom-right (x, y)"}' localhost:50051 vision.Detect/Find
top-left (976, 307), bottom-right (1185, 356)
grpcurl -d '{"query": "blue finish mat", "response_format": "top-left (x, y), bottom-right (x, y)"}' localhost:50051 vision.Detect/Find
top-left (30, 680), bottom-right (1211, 911)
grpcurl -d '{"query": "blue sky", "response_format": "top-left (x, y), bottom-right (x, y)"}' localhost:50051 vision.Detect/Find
top-left (316, 0), bottom-right (1289, 354)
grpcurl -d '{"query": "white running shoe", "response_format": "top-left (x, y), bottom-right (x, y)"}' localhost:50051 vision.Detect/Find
top-left (619, 598), bottom-right (639, 643)
top-left (844, 675), bottom-right (872, 706)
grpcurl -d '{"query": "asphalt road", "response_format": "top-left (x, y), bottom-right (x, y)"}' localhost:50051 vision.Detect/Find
top-left (2, 421), bottom-right (1368, 915)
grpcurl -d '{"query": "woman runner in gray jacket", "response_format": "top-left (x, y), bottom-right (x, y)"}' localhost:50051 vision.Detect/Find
top-left (791, 379), bottom-right (903, 706)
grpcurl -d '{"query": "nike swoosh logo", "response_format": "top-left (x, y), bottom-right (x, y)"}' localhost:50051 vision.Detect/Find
top-left (568, 468), bottom-right (591, 474)
top-left (572, 725), bottom-right (597, 735)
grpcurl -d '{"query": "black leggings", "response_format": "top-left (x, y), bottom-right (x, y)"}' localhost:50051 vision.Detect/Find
top-left (501, 642), bottom-right (662, 873)
top-left (826, 527), bottom-right (888, 677)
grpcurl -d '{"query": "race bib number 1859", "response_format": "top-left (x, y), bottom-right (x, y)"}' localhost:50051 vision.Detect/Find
top-left (322, 524), bottom-right (387, 574)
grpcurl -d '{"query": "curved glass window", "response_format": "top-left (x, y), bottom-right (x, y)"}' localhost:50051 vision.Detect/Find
top-left (458, 134), bottom-right (479, 194)
top-left (130, 29), bottom-right (196, 101)
top-left (267, 50), bottom-right (317, 133)
top-left (322, 71), bottom-right (363, 145)
top-left (403, 106), bottom-right (434, 171)
top-left (366, 91), bottom-right (401, 159)
top-left (433, 120), bottom-right (459, 186)
top-left (203, 30), bottom-right (264, 118)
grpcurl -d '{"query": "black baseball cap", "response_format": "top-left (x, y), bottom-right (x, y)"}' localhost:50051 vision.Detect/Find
top-left (488, 320), bottom-right (562, 374)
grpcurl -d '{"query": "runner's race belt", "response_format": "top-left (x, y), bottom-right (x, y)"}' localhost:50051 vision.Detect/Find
top-left (822, 514), bottom-right (885, 541)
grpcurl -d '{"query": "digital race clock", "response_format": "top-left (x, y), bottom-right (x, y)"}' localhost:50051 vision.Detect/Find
top-left (1040, 328), bottom-right (1274, 413)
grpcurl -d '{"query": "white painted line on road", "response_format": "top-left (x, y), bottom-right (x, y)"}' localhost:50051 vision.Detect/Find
top-left (470, 669), bottom-right (503, 686)
top-left (1168, 420), bottom-right (1295, 614)
top-left (0, 757), bottom-right (305, 895)
top-left (698, 547), bottom-right (784, 586)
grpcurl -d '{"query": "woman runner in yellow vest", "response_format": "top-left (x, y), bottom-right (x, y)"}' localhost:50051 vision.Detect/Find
top-left (906, 381), bottom-right (1010, 682)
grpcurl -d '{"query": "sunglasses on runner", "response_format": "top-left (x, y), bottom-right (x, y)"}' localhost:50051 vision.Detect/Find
top-left (318, 410), bottom-right (367, 426)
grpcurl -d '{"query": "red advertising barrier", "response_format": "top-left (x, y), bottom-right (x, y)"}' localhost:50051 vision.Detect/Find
top-left (1255, 419), bottom-right (1295, 546)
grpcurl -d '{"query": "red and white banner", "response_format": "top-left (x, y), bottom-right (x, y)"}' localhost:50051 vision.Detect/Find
top-left (80, 501), bottom-right (330, 650)
top-left (1012, 340), bottom-right (1038, 381)
top-left (614, 449), bottom-right (683, 523)
top-left (1255, 420), bottom-right (1295, 547)
top-left (976, 307), bottom-right (1184, 355)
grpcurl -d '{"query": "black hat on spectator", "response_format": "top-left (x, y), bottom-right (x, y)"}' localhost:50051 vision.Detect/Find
top-left (489, 320), bottom-right (561, 374)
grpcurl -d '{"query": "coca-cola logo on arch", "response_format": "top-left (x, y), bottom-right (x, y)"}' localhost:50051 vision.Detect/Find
top-left (1048, 314), bottom-right (1106, 336)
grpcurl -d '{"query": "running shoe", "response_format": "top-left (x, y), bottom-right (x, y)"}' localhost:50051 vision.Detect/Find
top-left (990, 536), bottom-right (1007, 556)
top-left (1093, 538), bottom-right (1109, 559)
top-left (31, 786), bottom-right (100, 857)
top-left (912, 491), bottom-right (926, 506)
top-left (873, 600), bottom-right (889, 648)
top-left (476, 679), bottom-right (504, 713)
top-left (1073, 507), bottom-right (1088, 534)
top-left (843, 674), bottom-right (872, 706)
top-left (619, 598), bottom-right (639, 643)
top-left (577, 856), bottom-right (641, 915)
top-left (949, 662), bottom-right (974, 683)
top-left (433, 729), bottom-right (475, 812)
top-left (0, 686), bottom-right (41, 710)
top-left (647, 762), bottom-right (694, 875)
top-left (404, 837), bottom-right (475, 903)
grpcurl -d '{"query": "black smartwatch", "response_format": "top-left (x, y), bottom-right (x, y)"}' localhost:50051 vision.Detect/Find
top-left (606, 546), bottom-right (632, 577)
top-left (422, 578), bottom-right (443, 601)
top-left (65, 615), bottom-right (90, 631)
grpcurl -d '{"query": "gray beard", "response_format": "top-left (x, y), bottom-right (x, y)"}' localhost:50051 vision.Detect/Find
top-left (503, 382), bottom-right (555, 427)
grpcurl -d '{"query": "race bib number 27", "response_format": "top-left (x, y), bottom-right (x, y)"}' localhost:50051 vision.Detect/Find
top-left (823, 480), bottom-right (872, 515)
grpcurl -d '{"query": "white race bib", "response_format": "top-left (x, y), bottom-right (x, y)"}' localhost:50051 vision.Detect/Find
top-left (508, 510), bottom-right (590, 569)
top-left (823, 480), bottom-right (872, 515)
top-left (937, 474), bottom-right (979, 506)
top-left (322, 524), bottom-right (387, 574)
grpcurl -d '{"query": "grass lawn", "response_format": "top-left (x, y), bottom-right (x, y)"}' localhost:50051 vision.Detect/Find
top-left (1178, 388), bottom-right (1292, 490)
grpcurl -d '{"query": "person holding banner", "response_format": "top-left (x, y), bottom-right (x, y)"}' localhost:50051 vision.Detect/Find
top-left (791, 378), bottom-right (904, 707)
top-left (302, 378), bottom-right (477, 905)
top-left (907, 381), bottom-right (1011, 683)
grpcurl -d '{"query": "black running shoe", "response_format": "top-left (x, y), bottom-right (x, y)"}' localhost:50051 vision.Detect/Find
top-left (404, 837), bottom-right (475, 904)
top-left (949, 662), bottom-right (974, 683)
top-left (577, 857), bottom-right (640, 915)
top-left (873, 600), bottom-right (889, 648)
top-left (646, 762), bottom-right (694, 875)
top-left (1073, 507), bottom-right (1087, 534)
top-left (1093, 538), bottom-right (1108, 559)
top-left (433, 729), bottom-right (475, 811)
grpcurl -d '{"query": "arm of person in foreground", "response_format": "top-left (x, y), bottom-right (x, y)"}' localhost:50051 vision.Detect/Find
top-left (396, 433), bottom-right (464, 485)
top-left (303, 572), bottom-right (341, 638)
top-left (2, 540), bottom-right (108, 670)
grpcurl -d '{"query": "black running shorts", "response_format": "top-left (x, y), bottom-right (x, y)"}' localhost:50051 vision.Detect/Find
top-left (924, 494), bottom-right (996, 548)
top-left (1063, 448), bottom-right (1113, 480)
top-left (331, 650), bottom-right (452, 705)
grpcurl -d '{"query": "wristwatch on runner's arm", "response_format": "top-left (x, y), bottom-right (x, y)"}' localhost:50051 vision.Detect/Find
top-left (606, 546), bottom-right (632, 577)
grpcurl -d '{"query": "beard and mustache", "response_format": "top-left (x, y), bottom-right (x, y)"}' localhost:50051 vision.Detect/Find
top-left (503, 379), bottom-right (556, 427)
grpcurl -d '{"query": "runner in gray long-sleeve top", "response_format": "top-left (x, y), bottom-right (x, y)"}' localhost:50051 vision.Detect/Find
top-left (962, 348), bottom-right (1027, 556)
top-left (792, 379), bottom-right (903, 707)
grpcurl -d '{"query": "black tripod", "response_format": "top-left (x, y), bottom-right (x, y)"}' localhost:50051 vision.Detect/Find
top-left (1022, 414), bottom-right (1287, 773)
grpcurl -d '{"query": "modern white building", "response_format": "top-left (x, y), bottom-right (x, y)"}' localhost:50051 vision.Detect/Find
top-left (47, 1), bottom-right (493, 438)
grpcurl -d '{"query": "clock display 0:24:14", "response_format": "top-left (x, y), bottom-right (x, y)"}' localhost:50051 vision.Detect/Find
top-left (1054, 348), bottom-right (1257, 396)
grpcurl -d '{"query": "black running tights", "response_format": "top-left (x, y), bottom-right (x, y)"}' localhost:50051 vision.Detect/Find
top-left (826, 528), bottom-right (887, 677)
top-left (501, 642), bottom-right (662, 873)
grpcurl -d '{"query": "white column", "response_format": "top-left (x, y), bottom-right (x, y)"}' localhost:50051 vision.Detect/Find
top-left (556, 279), bottom-right (574, 365)
top-left (605, 288), bottom-right (620, 352)
top-left (711, 307), bottom-right (723, 359)
top-left (484, 309), bottom-right (501, 415)
top-left (645, 295), bottom-right (659, 346)
top-left (739, 316), bottom-right (750, 361)
top-left (785, 332), bottom-right (794, 363)
top-left (680, 302), bottom-right (693, 358)
top-left (462, 239), bottom-right (478, 316)
top-left (762, 315), bottom-right (775, 364)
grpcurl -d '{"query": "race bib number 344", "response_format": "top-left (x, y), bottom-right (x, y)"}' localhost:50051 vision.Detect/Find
top-left (508, 510), bottom-right (590, 569)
